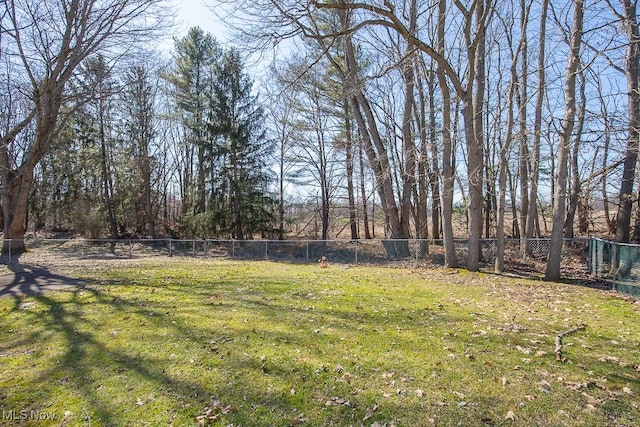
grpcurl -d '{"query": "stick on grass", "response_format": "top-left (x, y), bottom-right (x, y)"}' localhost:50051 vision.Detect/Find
top-left (555, 324), bottom-right (586, 362)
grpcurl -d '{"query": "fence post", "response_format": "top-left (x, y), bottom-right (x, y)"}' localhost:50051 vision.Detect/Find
top-left (265, 241), bottom-right (268, 259)
top-left (232, 240), bottom-right (235, 258)
top-left (587, 238), bottom-right (592, 274)
top-left (355, 240), bottom-right (358, 265)
top-left (306, 242), bottom-right (309, 263)
top-left (192, 240), bottom-right (196, 256)
top-left (169, 239), bottom-right (172, 257)
top-left (129, 240), bottom-right (133, 258)
top-left (611, 242), bottom-right (618, 277)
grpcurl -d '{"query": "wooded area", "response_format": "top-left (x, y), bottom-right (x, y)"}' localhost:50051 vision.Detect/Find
top-left (1, 0), bottom-right (640, 279)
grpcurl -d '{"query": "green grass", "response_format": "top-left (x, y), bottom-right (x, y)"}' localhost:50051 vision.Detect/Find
top-left (1, 259), bottom-right (639, 426)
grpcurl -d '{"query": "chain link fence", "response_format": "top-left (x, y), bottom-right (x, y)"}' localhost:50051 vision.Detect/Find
top-left (589, 238), bottom-right (640, 296)
top-left (1, 237), bottom-right (588, 275)
top-left (12, 236), bottom-right (640, 295)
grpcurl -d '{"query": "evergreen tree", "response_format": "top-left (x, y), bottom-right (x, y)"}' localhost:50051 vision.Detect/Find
top-left (165, 27), bottom-right (221, 220)
top-left (212, 49), bottom-right (274, 239)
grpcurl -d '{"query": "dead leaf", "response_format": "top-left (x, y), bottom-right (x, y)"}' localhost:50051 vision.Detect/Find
top-left (623, 387), bottom-right (633, 395)
top-left (565, 381), bottom-right (589, 391)
top-left (582, 393), bottom-right (602, 406)
top-left (325, 397), bottom-right (351, 407)
top-left (195, 398), bottom-right (236, 426)
top-left (539, 380), bottom-right (551, 394)
top-left (415, 389), bottom-right (424, 398)
top-left (504, 410), bottom-right (517, 420)
top-left (362, 403), bottom-right (379, 421)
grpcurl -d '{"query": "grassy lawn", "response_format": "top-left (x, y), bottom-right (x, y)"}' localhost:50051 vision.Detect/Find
top-left (1, 258), bottom-right (639, 426)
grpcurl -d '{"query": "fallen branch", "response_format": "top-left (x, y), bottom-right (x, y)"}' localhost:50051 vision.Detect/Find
top-left (555, 324), bottom-right (586, 362)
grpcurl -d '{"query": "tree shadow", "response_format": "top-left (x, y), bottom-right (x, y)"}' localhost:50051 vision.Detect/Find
top-left (0, 254), bottom-right (87, 304)
top-left (0, 277), bottom-right (231, 425)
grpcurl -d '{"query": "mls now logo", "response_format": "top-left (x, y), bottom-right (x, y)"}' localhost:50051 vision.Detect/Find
top-left (2, 410), bottom-right (58, 421)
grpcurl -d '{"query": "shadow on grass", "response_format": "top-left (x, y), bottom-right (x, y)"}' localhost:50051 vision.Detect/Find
top-left (3, 260), bottom-right (638, 425)
top-left (2, 262), bottom-right (460, 425)
top-left (0, 254), bottom-right (88, 313)
top-left (34, 291), bottom-right (222, 424)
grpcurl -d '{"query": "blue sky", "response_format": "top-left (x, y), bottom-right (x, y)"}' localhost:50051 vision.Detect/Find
top-left (162, 0), bottom-right (229, 50)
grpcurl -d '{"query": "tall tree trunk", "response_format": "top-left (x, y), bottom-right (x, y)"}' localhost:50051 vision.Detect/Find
top-left (1, 169), bottom-right (31, 254)
top-left (564, 71), bottom-right (586, 238)
top-left (615, 0), bottom-right (640, 243)
top-left (464, 0), bottom-right (488, 271)
top-left (496, 6), bottom-right (526, 273)
top-left (634, 172), bottom-right (640, 241)
top-left (427, 74), bottom-right (442, 240)
top-left (517, 0), bottom-right (530, 253)
top-left (279, 141), bottom-right (286, 240)
top-left (1, 82), bottom-right (60, 254)
top-left (345, 107), bottom-right (359, 240)
top-left (400, 0), bottom-right (418, 241)
top-left (359, 138), bottom-right (372, 239)
top-left (507, 167), bottom-right (520, 237)
top-left (527, 0), bottom-right (549, 242)
top-left (484, 149), bottom-right (494, 239)
top-left (341, 8), bottom-right (408, 257)
top-left (437, 0), bottom-right (457, 267)
top-left (545, 0), bottom-right (584, 281)
top-left (415, 62), bottom-right (431, 256)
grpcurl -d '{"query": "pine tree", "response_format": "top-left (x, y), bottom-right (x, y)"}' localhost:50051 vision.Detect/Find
top-left (212, 49), bottom-right (274, 239)
top-left (165, 27), bottom-right (220, 221)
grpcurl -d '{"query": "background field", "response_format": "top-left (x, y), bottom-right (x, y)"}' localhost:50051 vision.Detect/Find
top-left (1, 256), bottom-right (639, 426)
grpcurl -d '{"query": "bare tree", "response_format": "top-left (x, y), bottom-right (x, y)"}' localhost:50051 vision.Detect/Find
top-left (526, 0), bottom-right (550, 241)
top-left (495, 1), bottom-right (528, 273)
top-left (436, 0), bottom-right (457, 268)
top-left (265, 68), bottom-right (298, 240)
top-left (0, 0), bottom-right (169, 253)
top-left (564, 70), bottom-right (586, 238)
top-left (610, 0), bottom-right (640, 243)
top-left (313, 0), bottom-right (494, 270)
top-left (517, 0), bottom-right (532, 251)
top-left (545, 0), bottom-right (584, 282)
